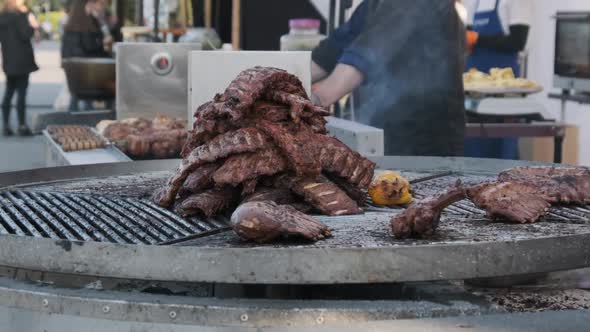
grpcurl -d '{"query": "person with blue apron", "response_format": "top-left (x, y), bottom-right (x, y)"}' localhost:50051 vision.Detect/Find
top-left (310, 0), bottom-right (466, 157)
top-left (463, 0), bottom-right (531, 159)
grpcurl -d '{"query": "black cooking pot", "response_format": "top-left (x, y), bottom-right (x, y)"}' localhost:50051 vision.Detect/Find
top-left (62, 58), bottom-right (116, 100)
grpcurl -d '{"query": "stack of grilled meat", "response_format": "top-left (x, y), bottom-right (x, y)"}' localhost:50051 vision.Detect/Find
top-left (98, 115), bottom-right (187, 159)
top-left (393, 166), bottom-right (590, 239)
top-left (153, 67), bottom-right (375, 243)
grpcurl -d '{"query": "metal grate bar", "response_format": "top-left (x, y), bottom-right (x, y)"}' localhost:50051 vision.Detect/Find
top-left (572, 206), bottom-right (590, 214)
top-left (549, 207), bottom-right (590, 223)
top-left (95, 196), bottom-right (177, 242)
top-left (2, 192), bottom-right (57, 238)
top-left (40, 192), bottom-right (109, 242)
top-left (61, 194), bottom-right (143, 244)
top-left (110, 197), bottom-right (186, 239)
top-left (0, 191), bottom-right (228, 245)
top-left (202, 216), bottom-right (230, 229)
top-left (14, 191), bottom-right (81, 240)
top-left (121, 198), bottom-right (192, 237)
top-left (546, 211), bottom-right (578, 221)
top-left (0, 196), bottom-right (44, 237)
top-left (451, 201), bottom-right (486, 215)
top-left (0, 205), bottom-right (26, 236)
top-left (139, 200), bottom-right (206, 233)
top-left (79, 196), bottom-right (159, 244)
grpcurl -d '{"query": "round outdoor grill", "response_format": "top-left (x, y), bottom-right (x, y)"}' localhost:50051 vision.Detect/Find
top-left (1, 157), bottom-right (590, 330)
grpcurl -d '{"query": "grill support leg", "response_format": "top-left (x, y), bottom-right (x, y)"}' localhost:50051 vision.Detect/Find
top-left (554, 135), bottom-right (564, 164)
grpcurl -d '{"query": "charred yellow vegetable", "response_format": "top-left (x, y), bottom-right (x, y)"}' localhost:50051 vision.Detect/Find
top-left (368, 171), bottom-right (412, 206)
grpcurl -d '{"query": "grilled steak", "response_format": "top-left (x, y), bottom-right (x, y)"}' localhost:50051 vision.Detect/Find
top-left (265, 90), bottom-right (329, 123)
top-left (466, 182), bottom-right (550, 224)
top-left (393, 166), bottom-right (590, 239)
top-left (179, 163), bottom-right (220, 197)
top-left (174, 187), bottom-right (239, 218)
top-left (243, 187), bottom-right (298, 205)
top-left (498, 166), bottom-right (590, 204)
top-left (155, 67), bottom-right (376, 242)
top-left (153, 128), bottom-right (270, 208)
top-left (317, 135), bottom-right (376, 187)
top-left (213, 148), bottom-right (288, 187)
top-left (254, 120), bottom-right (321, 177)
top-left (326, 174), bottom-right (368, 206)
top-left (275, 175), bottom-right (362, 216)
top-left (102, 117), bottom-right (186, 159)
top-left (231, 201), bottom-right (332, 243)
top-left (392, 186), bottom-right (465, 239)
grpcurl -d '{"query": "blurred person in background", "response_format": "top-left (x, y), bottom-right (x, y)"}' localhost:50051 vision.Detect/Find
top-left (61, 0), bottom-right (112, 111)
top-left (462, 0), bottom-right (532, 160)
top-left (311, 0), bottom-right (466, 156)
top-left (0, 0), bottom-right (39, 136)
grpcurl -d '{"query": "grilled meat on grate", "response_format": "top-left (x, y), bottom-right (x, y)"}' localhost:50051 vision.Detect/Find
top-left (231, 201), bottom-right (332, 243)
top-left (274, 174), bottom-right (363, 216)
top-left (213, 148), bottom-right (288, 187)
top-left (154, 67), bottom-right (375, 243)
top-left (392, 186), bottom-right (465, 239)
top-left (466, 182), bottom-right (551, 224)
top-left (174, 187), bottom-right (240, 218)
top-left (498, 166), bottom-right (590, 205)
top-left (179, 162), bottom-right (220, 198)
top-left (392, 166), bottom-right (590, 239)
top-left (153, 127), bottom-right (271, 208)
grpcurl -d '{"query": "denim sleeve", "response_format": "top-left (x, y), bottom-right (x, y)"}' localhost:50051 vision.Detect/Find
top-left (312, 1), bottom-right (368, 73)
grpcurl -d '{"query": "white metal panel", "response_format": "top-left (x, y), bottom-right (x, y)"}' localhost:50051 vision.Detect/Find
top-left (116, 43), bottom-right (202, 121)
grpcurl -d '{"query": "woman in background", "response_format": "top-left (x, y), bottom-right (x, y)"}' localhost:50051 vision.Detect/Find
top-left (0, 0), bottom-right (39, 136)
top-left (61, 0), bottom-right (112, 111)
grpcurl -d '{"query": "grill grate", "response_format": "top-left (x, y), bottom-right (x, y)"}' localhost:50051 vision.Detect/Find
top-left (0, 191), bottom-right (230, 245)
top-left (366, 173), bottom-right (590, 224)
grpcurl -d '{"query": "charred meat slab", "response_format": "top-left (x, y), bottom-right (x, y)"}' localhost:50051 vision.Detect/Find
top-left (213, 148), bottom-right (288, 187)
top-left (498, 166), bottom-right (590, 204)
top-left (178, 163), bottom-right (221, 198)
top-left (392, 186), bottom-right (465, 239)
top-left (275, 175), bottom-right (362, 216)
top-left (466, 182), bottom-right (550, 224)
top-left (153, 128), bottom-right (270, 208)
top-left (231, 201), bottom-right (332, 243)
top-left (392, 166), bottom-right (590, 239)
top-left (174, 187), bottom-right (239, 218)
top-left (155, 67), bottom-right (375, 243)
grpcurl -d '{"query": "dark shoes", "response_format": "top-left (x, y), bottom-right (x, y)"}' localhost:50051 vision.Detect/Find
top-left (17, 125), bottom-right (32, 136)
top-left (2, 125), bottom-right (32, 136)
top-left (2, 126), bottom-right (14, 136)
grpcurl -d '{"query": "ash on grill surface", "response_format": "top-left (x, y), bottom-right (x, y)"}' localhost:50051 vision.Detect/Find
top-left (8, 172), bottom-right (172, 198)
top-left (470, 288), bottom-right (590, 313)
top-left (4, 170), bottom-right (590, 248)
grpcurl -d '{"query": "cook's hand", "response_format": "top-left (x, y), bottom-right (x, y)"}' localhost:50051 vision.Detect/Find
top-left (103, 36), bottom-right (114, 50)
top-left (310, 84), bottom-right (323, 106)
top-left (466, 30), bottom-right (478, 54)
top-left (311, 64), bottom-right (364, 107)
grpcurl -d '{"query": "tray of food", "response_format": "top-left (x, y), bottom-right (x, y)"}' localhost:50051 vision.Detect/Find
top-left (96, 115), bottom-right (187, 160)
top-left (463, 68), bottom-right (543, 96)
top-left (46, 125), bottom-right (108, 152)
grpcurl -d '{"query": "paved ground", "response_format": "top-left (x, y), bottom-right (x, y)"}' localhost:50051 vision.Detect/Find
top-left (0, 41), bottom-right (63, 172)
